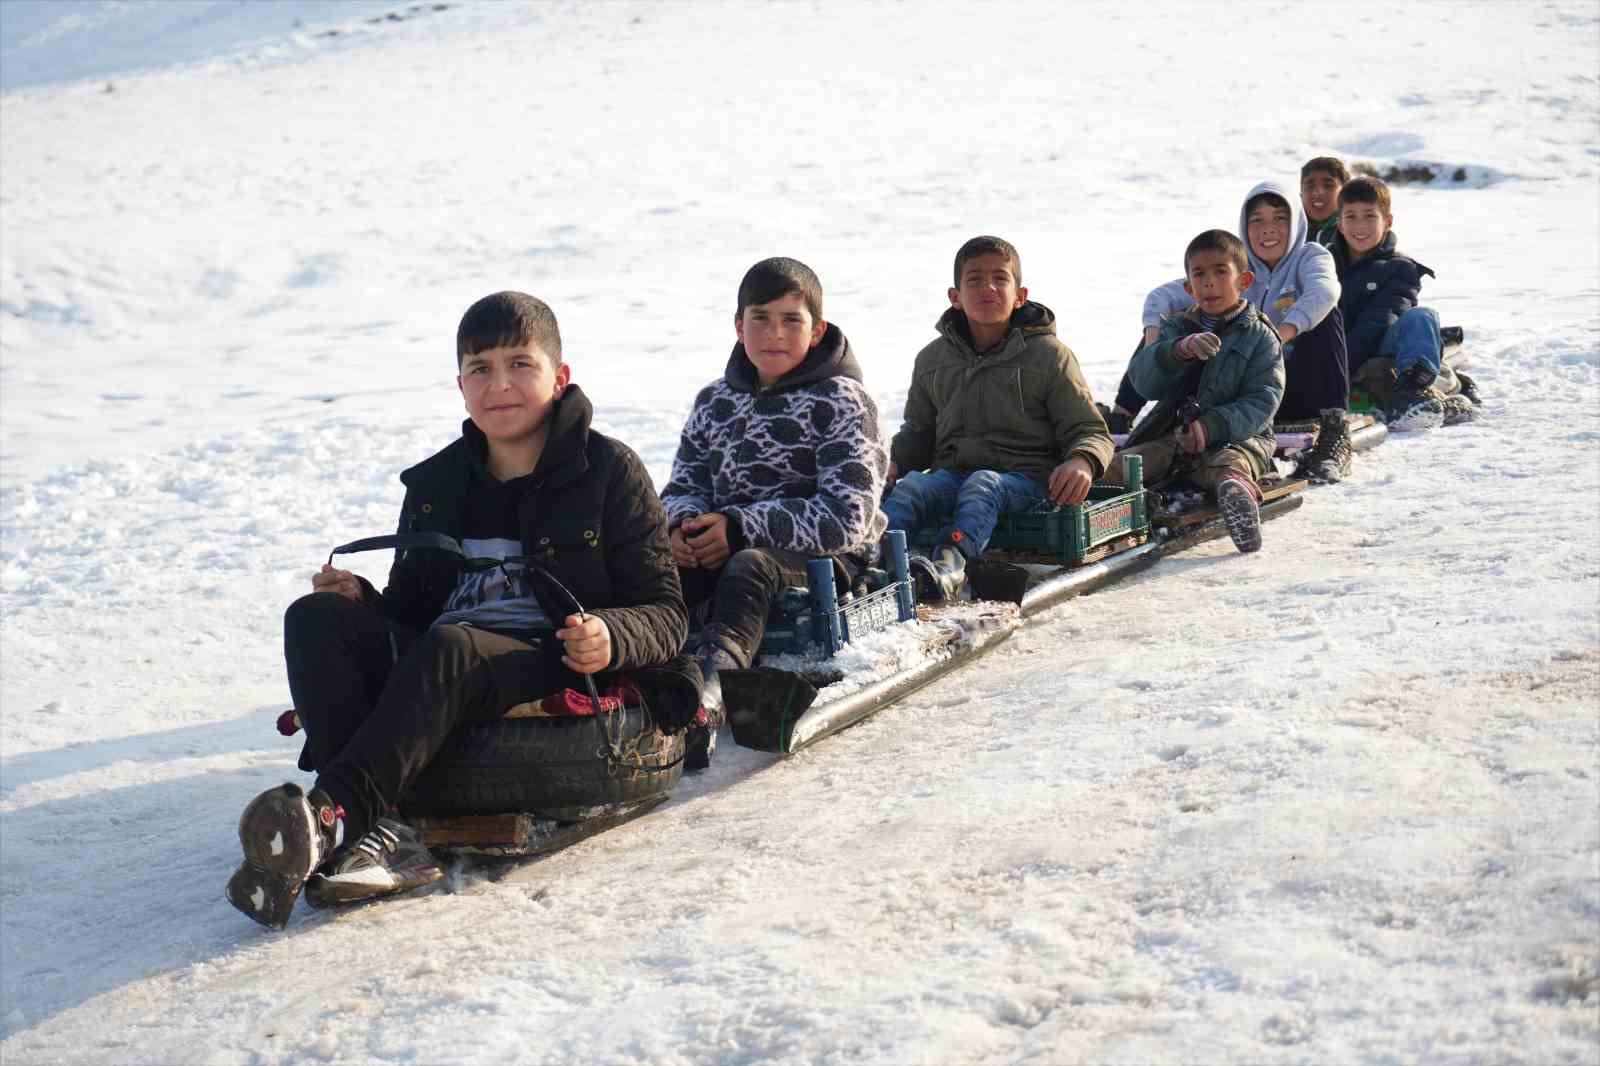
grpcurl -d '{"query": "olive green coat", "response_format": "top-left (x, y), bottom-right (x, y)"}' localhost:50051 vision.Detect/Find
top-left (889, 302), bottom-right (1115, 482)
top-left (1125, 302), bottom-right (1285, 475)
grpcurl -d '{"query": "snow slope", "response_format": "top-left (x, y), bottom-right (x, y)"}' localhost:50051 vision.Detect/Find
top-left (2, 1), bottom-right (1597, 1062)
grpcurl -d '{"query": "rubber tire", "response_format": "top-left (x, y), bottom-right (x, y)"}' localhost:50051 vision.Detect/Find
top-left (398, 707), bottom-right (684, 818)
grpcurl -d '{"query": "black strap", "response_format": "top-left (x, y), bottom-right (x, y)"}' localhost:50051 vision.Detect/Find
top-left (328, 532), bottom-right (466, 561)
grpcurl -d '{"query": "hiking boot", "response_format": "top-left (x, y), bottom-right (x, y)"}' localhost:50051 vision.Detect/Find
top-left (1214, 475), bottom-right (1262, 554)
top-left (1293, 408), bottom-right (1353, 484)
top-left (1384, 364), bottom-right (1445, 432)
top-left (1455, 370), bottom-right (1483, 407)
top-left (226, 783), bottom-right (341, 930)
top-left (909, 545), bottom-right (967, 602)
top-left (304, 817), bottom-right (443, 907)
top-left (686, 646), bottom-right (736, 771)
top-left (1441, 393), bottom-right (1477, 426)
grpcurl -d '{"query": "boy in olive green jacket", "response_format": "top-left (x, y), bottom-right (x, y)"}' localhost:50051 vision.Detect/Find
top-left (883, 235), bottom-right (1115, 599)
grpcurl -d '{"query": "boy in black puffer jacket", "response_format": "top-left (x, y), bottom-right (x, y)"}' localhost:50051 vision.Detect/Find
top-left (662, 258), bottom-right (888, 769)
top-left (227, 292), bottom-right (697, 929)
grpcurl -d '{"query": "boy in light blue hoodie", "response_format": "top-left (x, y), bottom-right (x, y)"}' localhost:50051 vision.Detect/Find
top-left (1106, 180), bottom-right (1352, 481)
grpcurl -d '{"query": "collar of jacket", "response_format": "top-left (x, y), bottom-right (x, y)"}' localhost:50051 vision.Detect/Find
top-left (722, 322), bottom-right (862, 394)
top-left (936, 300), bottom-right (1056, 358)
top-left (454, 383), bottom-right (594, 490)
top-left (1333, 229), bottom-right (1398, 271)
top-left (1180, 299), bottom-right (1255, 335)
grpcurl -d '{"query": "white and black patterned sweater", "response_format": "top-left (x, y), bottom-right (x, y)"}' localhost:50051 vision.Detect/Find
top-left (662, 324), bottom-right (888, 560)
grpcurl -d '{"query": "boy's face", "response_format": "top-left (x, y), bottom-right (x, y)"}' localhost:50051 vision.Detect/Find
top-left (735, 291), bottom-right (826, 387)
top-left (457, 343), bottom-right (570, 446)
top-left (1245, 201), bottom-right (1293, 270)
top-left (1338, 200), bottom-right (1392, 259)
top-left (948, 253), bottom-right (1027, 328)
top-left (1300, 170), bottom-right (1342, 223)
top-left (1182, 250), bottom-right (1254, 316)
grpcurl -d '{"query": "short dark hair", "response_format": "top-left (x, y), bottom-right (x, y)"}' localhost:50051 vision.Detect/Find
top-left (736, 257), bottom-right (823, 321)
top-left (1244, 191), bottom-right (1292, 218)
top-left (1338, 175), bottom-right (1392, 215)
top-left (1301, 156), bottom-right (1351, 185)
top-left (1184, 229), bottom-right (1249, 275)
top-left (953, 235), bottom-right (1022, 288)
top-left (456, 291), bottom-right (562, 366)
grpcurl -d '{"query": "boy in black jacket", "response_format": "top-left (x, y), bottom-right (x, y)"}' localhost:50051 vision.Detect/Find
top-left (227, 292), bottom-right (696, 929)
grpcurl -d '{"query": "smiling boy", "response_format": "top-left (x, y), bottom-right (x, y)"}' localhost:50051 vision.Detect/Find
top-left (1110, 231), bottom-right (1285, 553)
top-left (1300, 156), bottom-right (1350, 248)
top-left (1332, 176), bottom-right (1457, 429)
top-left (883, 235), bottom-right (1114, 598)
top-left (661, 257), bottom-right (887, 767)
top-left (227, 291), bottom-right (696, 928)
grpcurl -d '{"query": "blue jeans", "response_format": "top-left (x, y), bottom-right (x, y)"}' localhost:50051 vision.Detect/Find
top-left (880, 468), bottom-right (1048, 558)
top-left (1378, 306), bottom-right (1442, 377)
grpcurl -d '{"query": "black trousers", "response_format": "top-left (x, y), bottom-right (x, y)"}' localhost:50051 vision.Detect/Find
top-left (283, 592), bottom-right (576, 837)
top-left (680, 548), bottom-right (835, 667)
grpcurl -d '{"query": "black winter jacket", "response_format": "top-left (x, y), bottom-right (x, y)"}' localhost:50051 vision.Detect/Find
top-left (1333, 231), bottom-right (1435, 366)
top-left (361, 386), bottom-right (701, 728)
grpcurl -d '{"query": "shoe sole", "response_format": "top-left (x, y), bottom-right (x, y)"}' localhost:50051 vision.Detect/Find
top-left (1388, 403), bottom-right (1445, 433)
top-left (304, 864), bottom-right (444, 908)
top-left (1216, 483), bottom-right (1262, 554)
top-left (226, 784), bottom-right (319, 930)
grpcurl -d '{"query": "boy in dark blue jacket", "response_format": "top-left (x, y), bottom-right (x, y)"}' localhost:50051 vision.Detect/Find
top-left (1332, 176), bottom-right (1456, 430)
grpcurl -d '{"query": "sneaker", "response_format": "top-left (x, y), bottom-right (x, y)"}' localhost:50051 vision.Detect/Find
top-left (908, 545), bottom-right (967, 602)
top-left (304, 817), bottom-right (443, 907)
top-left (226, 783), bottom-right (341, 930)
top-left (1455, 370), bottom-right (1483, 407)
top-left (1214, 476), bottom-right (1262, 554)
top-left (686, 646), bottom-right (736, 771)
top-left (1293, 408), bottom-right (1353, 484)
top-left (1385, 364), bottom-right (1445, 432)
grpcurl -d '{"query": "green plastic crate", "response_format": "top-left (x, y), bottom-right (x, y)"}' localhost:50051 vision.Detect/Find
top-left (985, 484), bottom-right (1148, 563)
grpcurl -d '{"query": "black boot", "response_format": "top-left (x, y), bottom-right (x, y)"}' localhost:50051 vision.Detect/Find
top-left (1454, 370), bottom-right (1483, 407)
top-left (909, 545), bottom-right (968, 602)
top-left (1294, 408), bottom-right (1353, 484)
top-left (1385, 364), bottom-right (1445, 431)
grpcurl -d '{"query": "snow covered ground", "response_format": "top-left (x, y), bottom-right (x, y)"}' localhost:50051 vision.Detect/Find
top-left (2, 1), bottom-right (1597, 1061)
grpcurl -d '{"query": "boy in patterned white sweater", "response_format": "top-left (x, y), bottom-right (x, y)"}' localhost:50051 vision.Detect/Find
top-left (661, 257), bottom-right (888, 767)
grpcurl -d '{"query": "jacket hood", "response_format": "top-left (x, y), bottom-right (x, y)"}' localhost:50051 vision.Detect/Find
top-left (723, 322), bottom-right (862, 394)
top-left (1238, 180), bottom-right (1307, 277)
top-left (936, 300), bottom-right (1057, 353)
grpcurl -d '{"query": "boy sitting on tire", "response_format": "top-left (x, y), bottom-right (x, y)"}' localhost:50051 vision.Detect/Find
top-left (227, 292), bottom-right (698, 929)
top-left (662, 257), bottom-right (888, 770)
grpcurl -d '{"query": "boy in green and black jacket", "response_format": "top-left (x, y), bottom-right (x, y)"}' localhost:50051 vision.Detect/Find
top-left (1110, 230), bottom-right (1285, 553)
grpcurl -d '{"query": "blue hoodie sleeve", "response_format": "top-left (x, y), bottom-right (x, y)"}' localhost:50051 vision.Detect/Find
top-left (1281, 244), bottom-right (1340, 335)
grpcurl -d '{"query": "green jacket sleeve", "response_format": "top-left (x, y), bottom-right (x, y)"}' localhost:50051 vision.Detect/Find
top-left (1047, 340), bottom-right (1115, 480)
top-left (1199, 328), bottom-right (1285, 447)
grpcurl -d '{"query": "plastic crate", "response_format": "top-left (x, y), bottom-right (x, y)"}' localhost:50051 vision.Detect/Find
top-left (985, 484), bottom-right (1148, 563)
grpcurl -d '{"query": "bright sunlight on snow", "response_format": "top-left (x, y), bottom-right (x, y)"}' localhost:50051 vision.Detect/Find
top-left (2, 2), bottom-right (1597, 1063)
